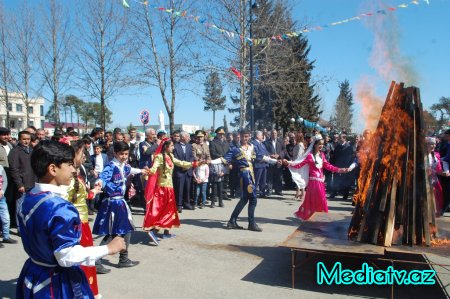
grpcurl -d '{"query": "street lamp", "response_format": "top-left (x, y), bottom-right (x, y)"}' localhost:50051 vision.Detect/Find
top-left (249, 1), bottom-right (258, 132)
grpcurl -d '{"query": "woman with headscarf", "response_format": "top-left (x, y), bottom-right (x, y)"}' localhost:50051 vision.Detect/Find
top-left (284, 135), bottom-right (349, 221)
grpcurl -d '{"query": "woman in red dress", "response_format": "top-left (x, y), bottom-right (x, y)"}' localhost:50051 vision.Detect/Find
top-left (143, 138), bottom-right (199, 242)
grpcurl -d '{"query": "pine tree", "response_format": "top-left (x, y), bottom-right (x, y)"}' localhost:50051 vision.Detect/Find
top-left (245, 0), bottom-right (321, 131)
top-left (203, 71), bottom-right (226, 130)
top-left (332, 80), bottom-right (353, 133)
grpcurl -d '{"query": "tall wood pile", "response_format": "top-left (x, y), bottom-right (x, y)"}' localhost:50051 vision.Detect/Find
top-left (348, 81), bottom-right (436, 247)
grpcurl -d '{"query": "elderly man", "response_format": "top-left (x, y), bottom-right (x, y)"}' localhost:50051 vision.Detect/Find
top-left (264, 129), bottom-right (285, 196)
top-left (139, 128), bottom-right (158, 169)
top-left (173, 131), bottom-right (195, 212)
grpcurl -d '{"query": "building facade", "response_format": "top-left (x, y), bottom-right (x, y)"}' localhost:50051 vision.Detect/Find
top-left (0, 89), bottom-right (45, 132)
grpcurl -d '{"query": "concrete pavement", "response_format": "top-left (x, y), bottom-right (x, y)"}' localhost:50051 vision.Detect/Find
top-left (1, 191), bottom-right (448, 298)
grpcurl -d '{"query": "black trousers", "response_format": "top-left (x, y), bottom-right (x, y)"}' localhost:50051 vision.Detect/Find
top-left (173, 173), bottom-right (192, 207)
top-left (267, 165), bottom-right (283, 193)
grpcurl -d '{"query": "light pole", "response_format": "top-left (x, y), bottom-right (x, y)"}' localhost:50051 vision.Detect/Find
top-left (249, 0), bottom-right (256, 132)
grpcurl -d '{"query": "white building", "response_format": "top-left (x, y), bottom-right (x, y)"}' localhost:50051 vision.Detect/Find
top-left (0, 89), bottom-right (45, 133)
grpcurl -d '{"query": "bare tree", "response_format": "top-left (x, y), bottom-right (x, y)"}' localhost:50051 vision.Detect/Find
top-left (0, 1), bottom-right (13, 126)
top-left (130, 0), bottom-right (201, 132)
top-left (9, 0), bottom-right (40, 127)
top-left (75, 0), bottom-right (134, 129)
top-left (36, 0), bottom-right (73, 128)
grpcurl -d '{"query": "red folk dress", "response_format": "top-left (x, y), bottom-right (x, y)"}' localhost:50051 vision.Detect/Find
top-left (143, 153), bottom-right (193, 230)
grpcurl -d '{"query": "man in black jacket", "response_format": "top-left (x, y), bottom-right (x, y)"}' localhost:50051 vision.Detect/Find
top-left (264, 129), bottom-right (285, 195)
top-left (173, 131), bottom-right (195, 212)
top-left (8, 131), bottom-right (35, 227)
top-left (209, 127), bottom-right (229, 207)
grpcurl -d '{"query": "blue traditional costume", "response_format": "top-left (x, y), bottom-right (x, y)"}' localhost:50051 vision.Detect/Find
top-left (17, 184), bottom-right (107, 299)
top-left (214, 144), bottom-right (274, 229)
top-left (93, 159), bottom-right (141, 236)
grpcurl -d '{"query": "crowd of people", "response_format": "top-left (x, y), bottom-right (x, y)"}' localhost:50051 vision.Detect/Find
top-left (0, 124), bottom-right (449, 298)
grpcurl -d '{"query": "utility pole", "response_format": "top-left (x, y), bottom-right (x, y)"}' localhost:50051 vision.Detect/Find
top-left (249, 0), bottom-right (255, 132)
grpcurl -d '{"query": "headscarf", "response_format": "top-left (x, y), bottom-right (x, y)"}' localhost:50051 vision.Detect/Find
top-left (289, 134), bottom-right (323, 189)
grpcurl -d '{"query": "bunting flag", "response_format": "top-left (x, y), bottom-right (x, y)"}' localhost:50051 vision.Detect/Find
top-left (123, 0), bottom-right (430, 45)
top-left (230, 67), bottom-right (242, 79)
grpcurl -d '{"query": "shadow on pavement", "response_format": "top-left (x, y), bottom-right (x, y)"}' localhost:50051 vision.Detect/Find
top-left (182, 218), bottom-right (228, 229)
top-left (234, 245), bottom-right (448, 299)
top-left (0, 278), bottom-right (17, 298)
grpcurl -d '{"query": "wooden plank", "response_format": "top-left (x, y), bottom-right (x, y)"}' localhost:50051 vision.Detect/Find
top-left (384, 173), bottom-right (398, 246)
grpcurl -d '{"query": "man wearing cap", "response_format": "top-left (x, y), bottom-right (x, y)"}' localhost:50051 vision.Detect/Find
top-left (192, 130), bottom-right (211, 162)
top-left (209, 127), bottom-right (229, 208)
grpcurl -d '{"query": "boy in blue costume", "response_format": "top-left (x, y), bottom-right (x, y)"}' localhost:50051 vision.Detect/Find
top-left (17, 140), bottom-right (125, 299)
top-left (93, 141), bottom-right (148, 272)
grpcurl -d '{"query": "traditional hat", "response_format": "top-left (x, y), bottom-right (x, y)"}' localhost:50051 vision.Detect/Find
top-left (215, 127), bottom-right (225, 134)
top-left (195, 130), bottom-right (205, 137)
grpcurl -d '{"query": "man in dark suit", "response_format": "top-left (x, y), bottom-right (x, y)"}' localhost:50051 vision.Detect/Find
top-left (265, 129), bottom-right (285, 195)
top-left (252, 130), bottom-right (269, 198)
top-left (173, 130), bottom-right (195, 212)
top-left (8, 131), bottom-right (35, 227)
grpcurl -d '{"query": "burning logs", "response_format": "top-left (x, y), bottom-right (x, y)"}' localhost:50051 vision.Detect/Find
top-left (348, 81), bottom-right (436, 247)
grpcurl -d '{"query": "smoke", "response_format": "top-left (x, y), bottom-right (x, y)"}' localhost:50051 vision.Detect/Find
top-left (355, 1), bottom-right (419, 130)
top-left (356, 76), bottom-right (384, 131)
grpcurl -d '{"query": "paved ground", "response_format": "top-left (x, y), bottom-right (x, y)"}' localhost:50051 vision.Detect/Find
top-left (1, 191), bottom-right (449, 299)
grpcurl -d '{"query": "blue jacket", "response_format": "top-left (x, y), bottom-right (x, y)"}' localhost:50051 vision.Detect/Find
top-left (91, 153), bottom-right (109, 171)
top-left (252, 139), bottom-right (269, 169)
top-left (173, 142), bottom-right (194, 177)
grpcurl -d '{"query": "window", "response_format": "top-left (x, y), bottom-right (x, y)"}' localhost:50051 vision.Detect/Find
top-left (40, 105), bottom-right (44, 116)
top-left (16, 104), bottom-right (22, 112)
top-left (7, 103), bottom-right (12, 111)
top-left (41, 120), bottom-right (45, 130)
top-left (9, 120), bottom-right (15, 128)
top-left (28, 106), bottom-right (34, 114)
top-left (28, 120), bottom-right (34, 127)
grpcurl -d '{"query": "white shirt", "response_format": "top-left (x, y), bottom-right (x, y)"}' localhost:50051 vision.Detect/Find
top-left (31, 183), bottom-right (109, 267)
top-left (94, 153), bottom-right (104, 173)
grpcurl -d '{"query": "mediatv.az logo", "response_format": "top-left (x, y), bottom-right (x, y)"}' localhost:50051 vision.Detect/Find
top-left (317, 262), bottom-right (436, 285)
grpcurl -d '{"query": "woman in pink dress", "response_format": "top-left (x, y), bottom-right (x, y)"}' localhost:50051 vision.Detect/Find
top-left (284, 135), bottom-right (349, 220)
top-left (425, 137), bottom-right (448, 217)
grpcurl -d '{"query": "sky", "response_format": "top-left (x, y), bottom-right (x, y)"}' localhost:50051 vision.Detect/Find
top-left (4, 0), bottom-right (450, 132)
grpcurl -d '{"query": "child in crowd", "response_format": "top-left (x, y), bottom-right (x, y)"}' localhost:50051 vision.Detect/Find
top-left (93, 141), bottom-right (148, 271)
top-left (16, 140), bottom-right (124, 298)
top-left (193, 162), bottom-right (209, 208)
top-left (66, 140), bottom-right (102, 295)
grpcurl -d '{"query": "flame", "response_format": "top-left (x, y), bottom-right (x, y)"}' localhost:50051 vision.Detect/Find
top-left (430, 237), bottom-right (450, 247)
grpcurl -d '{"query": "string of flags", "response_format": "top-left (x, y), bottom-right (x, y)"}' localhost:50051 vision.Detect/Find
top-left (122, 0), bottom-right (430, 46)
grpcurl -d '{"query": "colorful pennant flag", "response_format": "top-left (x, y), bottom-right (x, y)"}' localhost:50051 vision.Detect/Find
top-left (123, 0), bottom-right (431, 46)
top-left (230, 67), bottom-right (242, 79)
